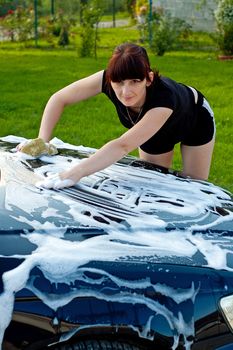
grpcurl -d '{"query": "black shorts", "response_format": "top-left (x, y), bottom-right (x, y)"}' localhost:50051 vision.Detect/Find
top-left (140, 92), bottom-right (215, 155)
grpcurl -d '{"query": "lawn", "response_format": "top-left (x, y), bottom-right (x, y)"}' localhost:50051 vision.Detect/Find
top-left (0, 27), bottom-right (232, 192)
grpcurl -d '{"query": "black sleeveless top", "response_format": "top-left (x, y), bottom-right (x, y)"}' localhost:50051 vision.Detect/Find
top-left (101, 70), bottom-right (202, 154)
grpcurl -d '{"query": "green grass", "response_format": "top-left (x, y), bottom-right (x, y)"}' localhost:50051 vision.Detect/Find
top-left (0, 27), bottom-right (232, 193)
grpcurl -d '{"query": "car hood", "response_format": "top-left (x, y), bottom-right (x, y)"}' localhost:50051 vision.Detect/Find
top-left (1, 136), bottom-right (233, 350)
top-left (0, 136), bottom-right (233, 270)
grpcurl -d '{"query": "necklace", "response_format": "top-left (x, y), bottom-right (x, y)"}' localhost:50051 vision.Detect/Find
top-left (126, 106), bottom-right (144, 125)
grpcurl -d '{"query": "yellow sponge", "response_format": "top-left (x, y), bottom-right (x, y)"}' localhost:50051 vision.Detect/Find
top-left (20, 138), bottom-right (58, 157)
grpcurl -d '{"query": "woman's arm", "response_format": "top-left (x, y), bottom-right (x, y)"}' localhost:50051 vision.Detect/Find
top-left (38, 70), bottom-right (104, 142)
top-left (38, 107), bottom-right (173, 189)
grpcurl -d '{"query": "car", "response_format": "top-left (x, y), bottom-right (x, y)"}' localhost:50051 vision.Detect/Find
top-left (0, 135), bottom-right (233, 350)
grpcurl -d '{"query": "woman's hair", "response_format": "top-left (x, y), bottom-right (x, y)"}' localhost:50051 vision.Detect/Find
top-left (105, 43), bottom-right (159, 83)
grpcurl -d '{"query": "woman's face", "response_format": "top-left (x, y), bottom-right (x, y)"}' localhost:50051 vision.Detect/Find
top-left (110, 78), bottom-right (149, 109)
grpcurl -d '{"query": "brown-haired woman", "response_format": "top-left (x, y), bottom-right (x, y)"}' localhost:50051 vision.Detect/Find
top-left (35, 43), bottom-right (215, 189)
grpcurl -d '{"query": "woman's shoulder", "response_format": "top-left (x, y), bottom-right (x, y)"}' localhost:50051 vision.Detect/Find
top-left (156, 76), bottom-right (180, 90)
top-left (150, 76), bottom-right (176, 97)
top-left (153, 76), bottom-right (190, 100)
top-left (101, 69), bottom-right (108, 94)
top-left (146, 76), bottom-right (178, 110)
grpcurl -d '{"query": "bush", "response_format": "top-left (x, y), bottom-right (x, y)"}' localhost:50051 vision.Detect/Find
top-left (40, 11), bottom-right (76, 47)
top-left (151, 13), bottom-right (192, 56)
top-left (79, 1), bottom-right (102, 58)
top-left (134, 4), bottom-right (191, 55)
top-left (215, 0), bottom-right (233, 55)
top-left (0, 6), bottom-right (34, 42)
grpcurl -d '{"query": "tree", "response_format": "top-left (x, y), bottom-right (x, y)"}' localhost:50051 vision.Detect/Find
top-left (215, 0), bottom-right (233, 55)
top-left (126, 0), bottom-right (136, 18)
top-left (79, 0), bottom-right (102, 58)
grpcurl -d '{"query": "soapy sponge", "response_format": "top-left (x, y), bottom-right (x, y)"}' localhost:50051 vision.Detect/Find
top-left (20, 138), bottom-right (58, 157)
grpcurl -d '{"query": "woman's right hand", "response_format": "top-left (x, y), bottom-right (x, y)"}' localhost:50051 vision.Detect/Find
top-left (16, 138), bottom-right (58, 157)
top-left (16, 139), bottom-right (32, 152)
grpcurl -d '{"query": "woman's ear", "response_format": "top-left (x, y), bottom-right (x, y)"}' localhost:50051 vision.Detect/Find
top-left (146, 71), bottom-right (154, 86)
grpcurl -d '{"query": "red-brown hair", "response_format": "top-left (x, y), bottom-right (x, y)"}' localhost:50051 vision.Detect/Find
top-left (106, 43), bottom-right (159, 83)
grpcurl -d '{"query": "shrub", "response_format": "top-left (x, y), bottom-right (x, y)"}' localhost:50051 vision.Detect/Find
top-left (215, 0), bottom-right (233, 55)
top-left (41, 11), bottom-right (76, 47)
top-left (0, 6), bottom-right (34, 42)
top-left (151, 12), bottom-right (192, 56)
top-left (57, 11), bottom-right (75, 47)
top-left (134, 3), bottom-right (191, 55)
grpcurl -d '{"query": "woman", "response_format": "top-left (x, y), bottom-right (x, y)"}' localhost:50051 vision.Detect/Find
top-left (35, 43), bottom-right (215, 189)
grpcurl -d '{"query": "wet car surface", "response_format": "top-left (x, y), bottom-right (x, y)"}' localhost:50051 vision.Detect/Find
top-left (0, 136), bottom-right (233, 350)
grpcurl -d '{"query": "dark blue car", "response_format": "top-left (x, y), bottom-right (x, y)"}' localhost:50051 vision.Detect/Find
top-left (0, 137), bottom-right (233, 350)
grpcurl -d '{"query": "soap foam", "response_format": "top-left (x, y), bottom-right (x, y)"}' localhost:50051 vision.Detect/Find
top-left (0, 135), bottom-right (233, 350)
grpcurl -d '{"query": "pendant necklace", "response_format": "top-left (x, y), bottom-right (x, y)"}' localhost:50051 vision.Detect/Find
top-left (126, 106), bottom-right (144, 125)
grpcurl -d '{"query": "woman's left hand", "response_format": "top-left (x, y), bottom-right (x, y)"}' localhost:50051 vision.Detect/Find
top-left (36, 173), bottom-right (75, 189)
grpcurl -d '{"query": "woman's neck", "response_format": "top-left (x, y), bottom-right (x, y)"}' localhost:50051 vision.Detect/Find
top-left (128, 91), bottom-right (147, 113)
top-left (129, 105), bottom-right (143, 113)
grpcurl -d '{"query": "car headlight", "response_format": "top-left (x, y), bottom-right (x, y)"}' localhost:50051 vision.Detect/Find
top-left (220, 295), bottom-right (233, 332)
